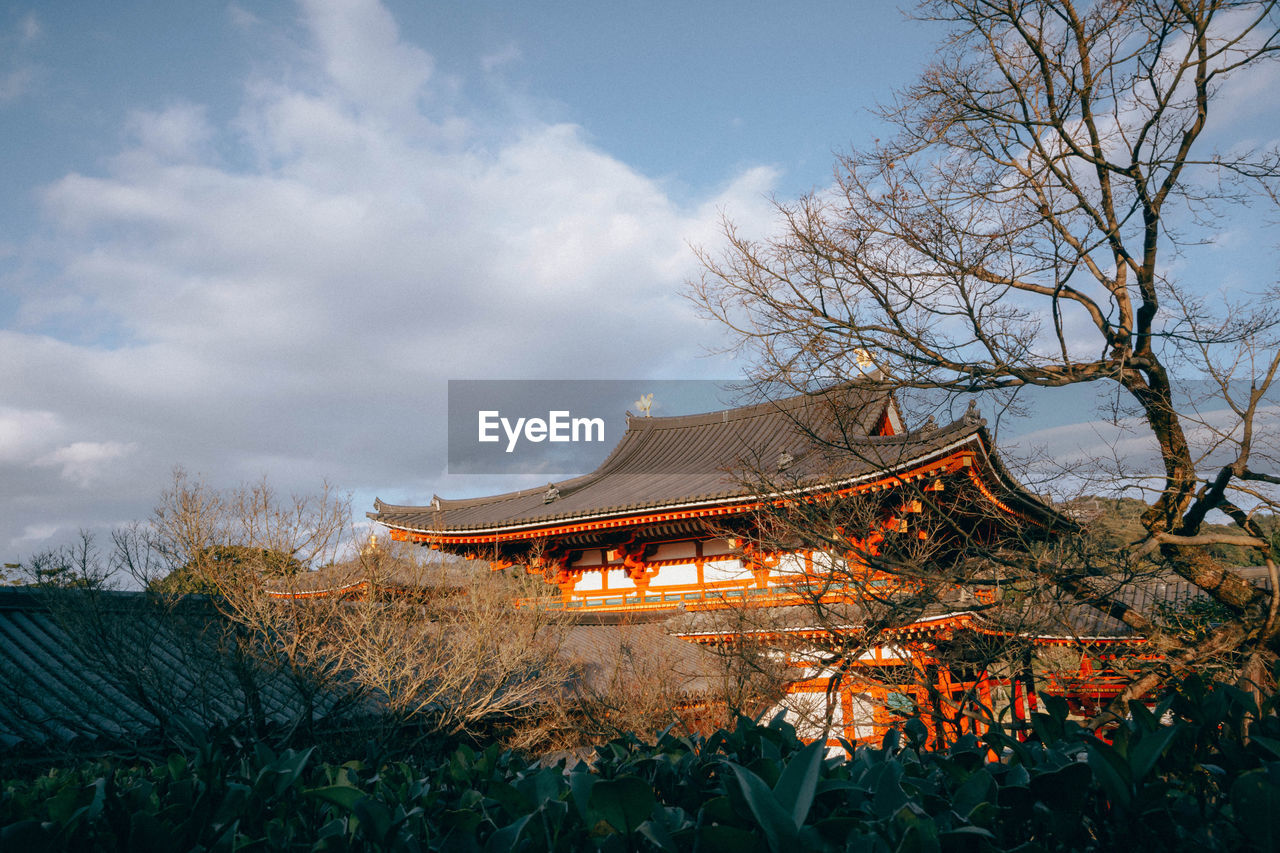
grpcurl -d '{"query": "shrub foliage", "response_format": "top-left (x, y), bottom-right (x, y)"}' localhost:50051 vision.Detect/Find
top-left (5, 674), bottom-right (1280, 851)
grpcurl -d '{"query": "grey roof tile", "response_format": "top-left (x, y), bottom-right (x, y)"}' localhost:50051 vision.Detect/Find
top-left (372, 384), bottom-right (1060, 536)
top-left (0, 588), bottom-right (353, 752)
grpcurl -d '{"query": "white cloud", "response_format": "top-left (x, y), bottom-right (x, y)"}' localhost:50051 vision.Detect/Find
top-left (0, 66), bottom-right (32, 102)
top-left (19, 12), bottom-right (39, 44)
top-left (1005, 400), bottom-right (1280, 508)
top-left (124, 103), bottom-right (214, 163)
top-left (34, 441), bottom-right (138, 488)
top-left (228, 4), bottom-right (262, 31)
top-left (300, 0), bottom-right (434, 119)
top-left (0, 408), bottom-right (64, 462)
top-left (13, 524), bottom-right (59, 548)
top-left (0, 0), bottom-right (776, 556)
top-left (481, 42), bottom-right (522, 74)
top-left (0, 12), bottom-right (39, 103)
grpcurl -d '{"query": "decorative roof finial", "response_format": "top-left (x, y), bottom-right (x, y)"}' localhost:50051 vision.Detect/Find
top-left (963, 399), bottom-right (982, 424)
top-left (634, 393), bottom-right (654, 417)
top-left (543, 483), bottom-right (560, 504)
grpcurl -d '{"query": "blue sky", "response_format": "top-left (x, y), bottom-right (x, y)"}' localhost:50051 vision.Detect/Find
top-left (0, 2), bottom-right (941, 239)
top-left (1, 1), bottom-right (1276, 562)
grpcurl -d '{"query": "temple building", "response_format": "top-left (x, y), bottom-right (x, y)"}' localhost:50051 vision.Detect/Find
top-left (366, 384), bottom-right (1147, 744)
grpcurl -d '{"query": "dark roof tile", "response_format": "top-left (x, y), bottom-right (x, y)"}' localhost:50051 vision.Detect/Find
top-left (371, 384), bottom-right (1056, 536)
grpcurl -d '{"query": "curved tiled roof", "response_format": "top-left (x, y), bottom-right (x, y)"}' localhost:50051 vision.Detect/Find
top-left (371, 385), bottom-right (1064, 539)
top-left (0, 588), bottom-right (355, 752)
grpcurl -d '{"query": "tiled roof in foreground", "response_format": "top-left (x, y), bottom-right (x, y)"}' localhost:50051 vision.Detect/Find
top-left (0, 587), bottom-right (351, 752)
top-left (371, 384), bottom-right (1061, 538)
top-left (0, 587), bottom-right (728, 754)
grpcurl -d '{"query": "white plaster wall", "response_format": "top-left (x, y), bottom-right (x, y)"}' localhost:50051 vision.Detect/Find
top-left (774, 690), bottom-right (843, 742)
top-left (605, 568), bottom-right (634, 590)
top-left (812, 551), bottom-right (846, 574)
top-left (848, 693), bottom-right (876, 740)
top-left (702, 558), bottom-right (746, 582)
top-left (773, 553), bottom-right (807, 577)
top-left (574, 571), bottom-right (603, 591)
top-left (651, 562), bottom-right (698, 587)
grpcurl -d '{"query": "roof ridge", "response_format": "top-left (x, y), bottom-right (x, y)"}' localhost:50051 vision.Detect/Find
top-left (390, 469), bottom-right (604, 512)
top-left (406, 382), bottom-right (893, 509)
top-left (622, 382), bottom-right (888, 431)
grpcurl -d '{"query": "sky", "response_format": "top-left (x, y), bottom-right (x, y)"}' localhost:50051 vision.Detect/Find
top-left (1, 1), bottom-right (1277, 564)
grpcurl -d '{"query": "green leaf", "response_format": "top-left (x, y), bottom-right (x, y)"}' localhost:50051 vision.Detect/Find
top-left (867, 763), bottom-right (909, 819)
top-left (1231, 767), bottom-right (1280, 849)
top-left (773, 737), bottom-right (826, 830)
top-left (46, 777), bottom-right (85, 825)
top-left (950, 769), bottom-right (995, 819)
top-left (306, 785), bottom-right (367, 811)
top-left (722, 760), bottom-right (797, 853)
top-left (983, 729), bottom-right (1032, 768)
top-left (1126, 723), bottom-right (1180, 783)
top-left (1002, 763), bottom-right (1030, 788)
top-left (1127, 699), bottom-right (1160, 733)
top-left (893, 817), bottom-right (938, 853)
top-left (353, 797), bottom-right (393, 843)
top-left (128, 811), bottom-right (179, 853)
top-left (79, 777), bottom-right (106, 823)
top-left (0, 821), bottom-right (48, 846)
top-left (811, 816), bottom-right (868, 845)
top-left (568, 770), bottom-right (596, 821)
top-left (1085, 738), bottom-right (1132, 809)
top-left (903, 718), bottom-right (929, 748)
top-left (213, 781), bottom-right (250, 827)
top-left (939, 825), bottom-right (996, 843)
top-left (1254, 735), bottom-right (1280, 760)
top-left (517, 767), bottom-right (564, 812)
top-left (485, 813), bottom-right (532, 853)
top-left (637, 815), bottom-right (677, 853)
top-left (700, 795), bottom-right (737, 824)
top-left (1028, 760), bottom-right (1090, 813)
top-left (486, 780), bottom-right (533, 819)
top-left (588, 776), bottom-right (655, 836)
top-left (696, 824), bottom-right (766, 853)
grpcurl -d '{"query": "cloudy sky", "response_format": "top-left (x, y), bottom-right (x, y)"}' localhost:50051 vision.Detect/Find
top-left (0, 0), bottom-right (949, 559)
top-left (1, 1), bottom-right (1276, 562)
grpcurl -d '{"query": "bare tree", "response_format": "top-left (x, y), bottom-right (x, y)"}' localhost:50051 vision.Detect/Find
top-left (147, 473), bottom-right (595, 748)
top-left (318, 551), bottom-right (576, 748)
top-left (694, 0), bottom-right (1280, 720)
top-left (13, 471), bottom-right (742, 753)
top-left (691, 474), bottom-right (1042, 746)
top-left (1, 528), bottom-right (350, 755)
top-left (138, 470), bottom-right (358, 739)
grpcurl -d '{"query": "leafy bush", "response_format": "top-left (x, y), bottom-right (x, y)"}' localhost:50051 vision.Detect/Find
top-left (4, 673), bottom-right (1280, 851)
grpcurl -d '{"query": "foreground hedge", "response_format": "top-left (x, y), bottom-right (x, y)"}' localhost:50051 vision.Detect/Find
top-left (4, 675), bottom-right (1280, 851)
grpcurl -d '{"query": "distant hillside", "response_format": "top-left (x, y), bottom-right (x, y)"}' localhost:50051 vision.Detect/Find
top-left (1061, 496), bottom-right (1277, 566)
